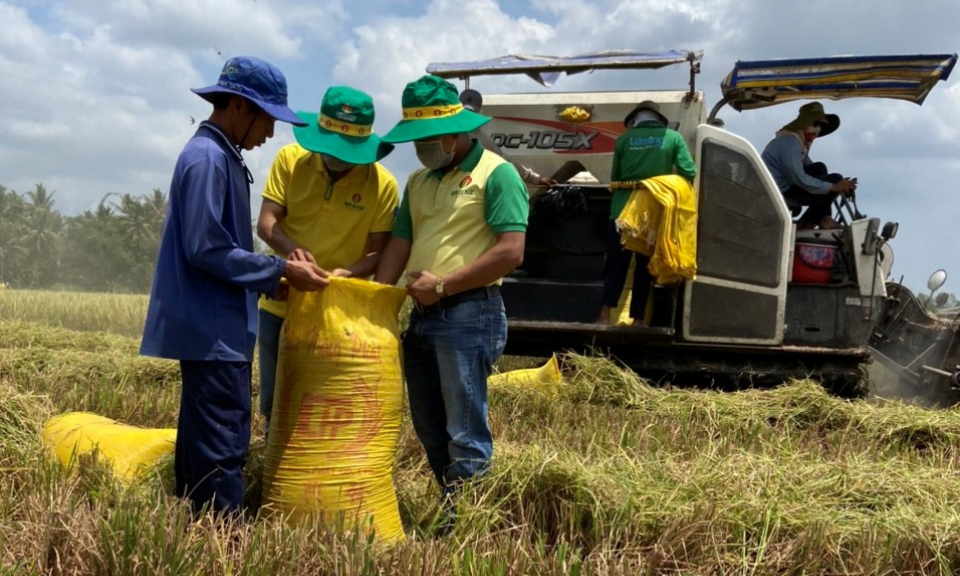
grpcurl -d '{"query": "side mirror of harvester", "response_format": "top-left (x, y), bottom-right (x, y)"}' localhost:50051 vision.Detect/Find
top-left (927, 268), bottom-right (948, 292)
top-left (881, 221), bottom-right (899, 241)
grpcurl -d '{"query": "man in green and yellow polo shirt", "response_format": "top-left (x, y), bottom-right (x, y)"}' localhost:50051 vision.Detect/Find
top-left (374, 75), bottom-right (529, 527)
top-left (256, 86), bottom-right (399, 435)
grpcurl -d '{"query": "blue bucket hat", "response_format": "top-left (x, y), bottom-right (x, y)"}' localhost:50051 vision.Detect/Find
top-left (191, 56), bottom-right (307, 126)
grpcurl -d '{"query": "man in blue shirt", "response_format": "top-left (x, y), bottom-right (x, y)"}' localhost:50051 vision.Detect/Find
top-left (141, 56), bottom-right (328, 515)
top-left (761, 102), bottom-right (858, 230)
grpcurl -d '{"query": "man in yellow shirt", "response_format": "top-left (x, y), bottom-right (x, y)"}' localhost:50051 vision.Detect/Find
top-left (375, 75), bottom-right (529, 532)
top-left (257, 86), bottom-right (399, 435)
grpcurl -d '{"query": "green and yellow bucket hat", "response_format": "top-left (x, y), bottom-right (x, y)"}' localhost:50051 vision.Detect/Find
top-left (381, 75), bottom-right (490, 143)
top-left (293, 86), bottom-right (394, 164)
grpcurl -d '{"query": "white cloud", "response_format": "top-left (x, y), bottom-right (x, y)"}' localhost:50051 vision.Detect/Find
top-left (0, 3), bottom-right (204, 212)
top-left (932, 81), bottom-right (960, 142)
top-left (52, 0), bottom-right (302, 57)
top-left (0, 0), bottom-right (328, 214)
top-left (332, 0), bottom-right (556, 109)
top-left (6, 120), bottom-right (72, 140)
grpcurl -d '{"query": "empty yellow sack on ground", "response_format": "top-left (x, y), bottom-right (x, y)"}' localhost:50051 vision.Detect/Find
top-left (489, 354), bottom-right (563, 393)
top-left (41, 412), bottom-right (176, 483)
top-left (262, 277), bottom-right (407, 543)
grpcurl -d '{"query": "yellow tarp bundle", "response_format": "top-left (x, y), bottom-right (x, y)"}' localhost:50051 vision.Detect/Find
top-left (262, 277), bottom-right (407, 543)
top-left (488, 354), bottom-right (563, 393)
top-left (41, 412), bottom-right (176, 483)
top-left (615, 174), bottom-right (698, 284)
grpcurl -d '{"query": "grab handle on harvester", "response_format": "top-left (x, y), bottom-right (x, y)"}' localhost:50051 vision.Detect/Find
top-left (706, 96), bottom-right (730, 126)
top-left (686, 51), bottom-right (701, 102)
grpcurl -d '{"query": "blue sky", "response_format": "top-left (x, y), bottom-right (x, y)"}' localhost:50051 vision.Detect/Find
top-left (1, 0), bottom-right (958, 293)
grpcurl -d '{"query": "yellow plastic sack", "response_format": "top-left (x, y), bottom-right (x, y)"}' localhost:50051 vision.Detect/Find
top-left (262, 277), bottom-right (407, 543)
top-left (488, 354), bottom-right (563, 393)
top-left (616, 174), bottom-right (698, 284)
top-left (611, 257), bottom-right (653, 326)
top-left (41, 412), bottom-right (176, 483)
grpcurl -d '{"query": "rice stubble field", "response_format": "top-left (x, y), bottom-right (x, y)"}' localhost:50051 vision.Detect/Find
top-left (3, 289), bottom-right (960, 575)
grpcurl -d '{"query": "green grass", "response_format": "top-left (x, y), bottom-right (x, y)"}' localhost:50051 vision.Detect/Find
top-left (5, 303), bottom-right (960, 574)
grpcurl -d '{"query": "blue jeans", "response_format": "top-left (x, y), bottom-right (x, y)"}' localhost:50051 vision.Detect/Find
top-left (402, 289), bottom-right (507, 492)
top-left (257, 308), bottom-right (284, 434)
top-left (176, 360), bottom-right (251, 515)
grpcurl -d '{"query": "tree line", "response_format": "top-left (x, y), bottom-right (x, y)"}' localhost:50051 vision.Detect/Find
top-left (916, 291), bottom-right (959, 315)
top-left (0, 183), bottom-right (167, 293)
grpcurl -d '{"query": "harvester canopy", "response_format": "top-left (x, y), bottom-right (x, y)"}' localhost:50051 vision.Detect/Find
top-left (712, 53), bottom-right (957, 121)
top-left (427, 50), bottom-right (702, 87)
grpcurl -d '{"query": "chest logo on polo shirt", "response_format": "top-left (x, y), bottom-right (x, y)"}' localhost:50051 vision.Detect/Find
top-left (343, 193), bottom-right (365, 211)
top-left (450, 176), bottom-right (477, 197)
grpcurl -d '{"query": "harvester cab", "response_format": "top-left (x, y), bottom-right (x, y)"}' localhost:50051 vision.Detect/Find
top-left (426, 51), bottom-right (958, 392)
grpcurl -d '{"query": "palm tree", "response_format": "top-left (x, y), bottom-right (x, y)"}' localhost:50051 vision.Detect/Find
top-left (0, 186), bottom-right (26, 283)
top-left (22, 184), bottom-right (63, 286)
top-left (115, 190), bottom-right (167, 257)
top-left (24, 184), bottom-right (62, 255)
top-left (146, 188), bottom-right (168, 220)
top-left (26, 183), bottom-right (55, 212)
top-left (115, 193), bottom-right (157, 252)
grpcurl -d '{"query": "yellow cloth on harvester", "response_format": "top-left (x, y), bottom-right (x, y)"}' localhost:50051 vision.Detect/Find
top-left (614, 174), bottom-right (698, 284)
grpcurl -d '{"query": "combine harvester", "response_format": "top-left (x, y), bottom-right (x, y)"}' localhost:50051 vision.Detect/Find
top-left (427, 50), bottom-right (958, 398)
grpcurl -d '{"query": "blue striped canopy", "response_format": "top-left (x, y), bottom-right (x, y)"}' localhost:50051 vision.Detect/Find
top-left (427, 50), bottom-right (702, 87)
top-left (721, 54), bottom-right (957, 110)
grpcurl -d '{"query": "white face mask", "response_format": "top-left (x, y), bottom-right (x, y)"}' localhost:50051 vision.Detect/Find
top-left (320, 153), bottom-right (354, 173)
top-left (414, 137), bottom-right (455, 170)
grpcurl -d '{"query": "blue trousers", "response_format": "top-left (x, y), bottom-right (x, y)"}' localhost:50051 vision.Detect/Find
top-left (401, 290), bottom-right (507, 493)
top-left (257, 308), bottom-right (284, 435)
top-left (176, 360), bottom-right (251, 515)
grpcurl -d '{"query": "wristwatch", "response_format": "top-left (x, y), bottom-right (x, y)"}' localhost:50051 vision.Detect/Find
top-left (435, 276), bottom-right (446, 298)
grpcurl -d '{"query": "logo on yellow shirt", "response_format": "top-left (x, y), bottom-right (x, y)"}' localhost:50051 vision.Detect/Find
top-left (450, 175), bottom-right (477, 197)
top-left (343, 193), bottom-right (365, 211)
